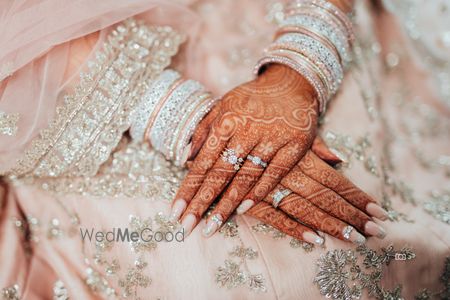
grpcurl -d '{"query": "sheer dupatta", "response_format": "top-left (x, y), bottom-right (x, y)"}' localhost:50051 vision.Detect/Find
top-left (0, 0), bottom-right (201, 176)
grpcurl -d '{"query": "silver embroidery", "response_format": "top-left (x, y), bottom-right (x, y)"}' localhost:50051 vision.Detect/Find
top-left (53, 280), bottom-right (69, 300)
top-left (34, 141), bottom-right (184, 201)
top-left (314, 245), bottom-right (415, 300)
top-left (0, 111), bottom-right (19, 136)
top-left (215, 218), bottom-right (267, 293)
top-left (1, 284), bottom-right (19, 300)
top-left (3, 19), bottom-right (185, 178)
top-left (423, 190), bottom-right (450, 225)
top-left (252, 222), bottom-right (315, 251)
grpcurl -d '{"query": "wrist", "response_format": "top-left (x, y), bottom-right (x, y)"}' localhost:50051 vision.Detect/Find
top-left (260, 64), bottom-right (320, 113)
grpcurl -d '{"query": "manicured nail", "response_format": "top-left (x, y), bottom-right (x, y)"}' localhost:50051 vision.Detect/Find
top-left (236, 200), bottom-right (254, 214)
top-left (366, 203), bottom-right (389, 221)
top-left (342, 226), bottom-right (366, 245)
top-left (169, 199), bottom-right (187, 222)
top-left (202, 214), bottom-right (223, 237)
top-left (303, 231), bottom-right (325, 246)
top-left (181, 143), bottom-right (192, 165)
top-left (181, 214), bottom-right (196, 236)
top-left (365, 221), bottom-right (386, 239)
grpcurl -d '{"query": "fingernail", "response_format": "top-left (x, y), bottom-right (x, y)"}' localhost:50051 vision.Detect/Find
top-left (181, 143), bottom-right (192, 165)
top-left (181, 214), bottom-right (196, 236)
top-left (365, 221), bottom-right (386, 239)
top-left (342, 226), bottom-right (366, 245)
top-left (169, 199), bottom-right (187, 222)
top-left (303, 231), bottom-right (325, 246)
top-left (202, 214), bottom-right (223, 237)
top-left (366, 203), bottom-right (389, 221)
top-left (236, 200), bottom-right (254, 214)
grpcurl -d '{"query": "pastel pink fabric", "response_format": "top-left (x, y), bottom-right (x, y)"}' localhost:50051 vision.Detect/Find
top-left (0, 0), bottom-right (449, 299)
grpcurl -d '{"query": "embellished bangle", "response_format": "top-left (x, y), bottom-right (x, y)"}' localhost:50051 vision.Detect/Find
top-left (130, 70), bottom-right (181, 143)
top-left (256, 0), bottom-right (354, 114)
top-left (288, 0), bottom-right (354, 42)
top-left (269, 48), bottom-right (331, 108)
top-left (130, 69), bottom-right (219, 166)
top-left (267, 44), bottom-right (333, 96)
top-left (278, 14), bottom-right (351, 65)
top-left (275, 32), bottom-right (343, 92)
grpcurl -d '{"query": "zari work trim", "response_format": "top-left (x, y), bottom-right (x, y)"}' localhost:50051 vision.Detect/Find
top-left (0, 111), bottom-right (19, 136)
top-left (2, 19), bottom-right (185, 178)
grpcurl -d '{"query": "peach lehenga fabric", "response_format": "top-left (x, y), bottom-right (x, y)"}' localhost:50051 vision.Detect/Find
top-left (0, 0), bottom-right (449, 299)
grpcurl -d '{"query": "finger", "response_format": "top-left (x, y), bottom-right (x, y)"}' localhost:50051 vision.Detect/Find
top-left (171, 124), bottom-right (230, 221)
top-left (180, 136), bottom-right (257, 235)
top-left (264, 185), bottom-right (366, 244)
top-left (299, 151), bottom-right (389, 220)
top-left (203, 141), bottom-right (281, 237)
top-left (281, 166), bottom-right (381, 237)
top-left (244, 141), bottom-right (308, 208)
top-left (189, 103), bottom-right (222, 160)
top-left (245, 201), bottom-right (324, 245)
top-left (311, 136), bottom-right (342, 166)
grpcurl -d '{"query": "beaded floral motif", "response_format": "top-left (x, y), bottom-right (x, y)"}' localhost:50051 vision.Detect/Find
top-left (0, 111), bottom-right (19, 136)
top-left (215, 218), bottom-right (267, 293)
top-left (315, 245), bottom-right (415, 300)
top-left (2, 19), bottom-right (185, 178)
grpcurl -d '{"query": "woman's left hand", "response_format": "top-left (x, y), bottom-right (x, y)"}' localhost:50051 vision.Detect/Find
top-left (171, 64), bottom-right (320, 235)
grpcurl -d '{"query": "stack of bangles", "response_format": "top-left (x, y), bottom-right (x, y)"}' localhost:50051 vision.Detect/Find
top-left (254, 0), bottom-right (354, 113)
top-left (130, 69), bottom-right (218, 166)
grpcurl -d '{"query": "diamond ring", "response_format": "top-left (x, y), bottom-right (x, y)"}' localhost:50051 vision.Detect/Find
top-left (221, 148), bottom-right (244, 170)
top-left (272, 188), bottom-right (292, 208)
top-left (247, 154), bottom-right (268, 168)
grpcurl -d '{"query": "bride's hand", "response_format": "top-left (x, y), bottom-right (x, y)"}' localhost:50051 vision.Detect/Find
top-left (171, 64), bottom-right (319, 235)
top-left (246, 149), bottom-right (389, 245)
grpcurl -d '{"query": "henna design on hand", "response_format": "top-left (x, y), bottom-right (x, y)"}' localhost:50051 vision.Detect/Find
top-left (280, 162), bottom-right (371, 232)
top-left (298, 151), bottom-right (376, 212)
top-left (175, 64), bottom-right (320, 232)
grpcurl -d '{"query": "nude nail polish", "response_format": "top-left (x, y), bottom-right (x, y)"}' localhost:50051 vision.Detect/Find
top-left (180, 143), bottom-right (192, 165)
top-left (303, 231), bottom-right (325, 246)
top-left (202, 214), bottom-right (223, 237)
top-left (181, 214), bottom-right (196, 236)
top-left (342, 226), bottom-right (366, 245)
top-left (169, 199), bottom-right (187, 222)
top-left (365, 221), bottom-right (386, 239)
top-left (366, 203), bottom-right (389, 221)
top-left (236, 200), bottom-right (254, 214)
